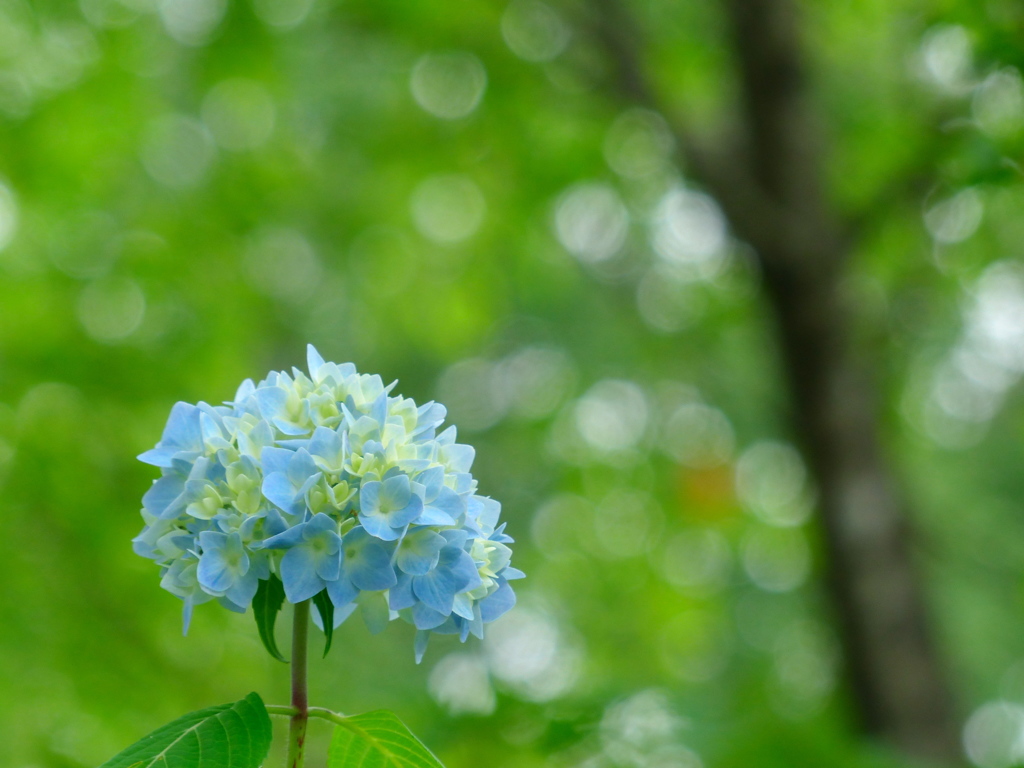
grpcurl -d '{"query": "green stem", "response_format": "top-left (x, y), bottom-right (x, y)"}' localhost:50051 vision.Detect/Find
top-left (268, 705), bottom-right (348, 726)
top-left (285, 600), bottom-right (310, 768)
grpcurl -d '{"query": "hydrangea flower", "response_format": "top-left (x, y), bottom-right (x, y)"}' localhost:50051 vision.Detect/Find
top-left (135, 346), bottom-right (523, 661)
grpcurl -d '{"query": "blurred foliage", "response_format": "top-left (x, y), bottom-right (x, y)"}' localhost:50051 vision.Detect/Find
top-left (2, 0), bottom-right (1024, 766)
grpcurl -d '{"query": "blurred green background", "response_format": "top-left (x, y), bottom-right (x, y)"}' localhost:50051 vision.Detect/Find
top-left (2, 0), bottom-right (1024, 766)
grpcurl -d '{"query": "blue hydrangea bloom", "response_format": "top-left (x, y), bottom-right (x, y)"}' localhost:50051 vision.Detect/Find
top-left (135, 346), bottom-right (523, 660)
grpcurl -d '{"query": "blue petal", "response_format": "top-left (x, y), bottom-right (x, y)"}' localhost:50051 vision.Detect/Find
top-left (198, 530), bottom-right (227, 553)
top-left (218, 596), bottom-right (246, 613)
top-left (238, 419), bottom-right (275, 459)
top-left (327, 575), bottom-right (359, 608)
top-left (343, 528), bottom-right (398, 590)
top-left (414, 630), bottom-right (430, 664)
top-left (260, 523), bottom-right (306, 550)
top-left (138, 446), bottom-right (173, 467)
top-left (262, 472), bottom-right (302, 516)
top-left (314, 546), bottom-right (342, 581)
top-left (440, 529), bottom-right (471, 550)
top-left (415, 466), bottom-right (444, 499)
top-left (263, 508), bottom-right (288, 538)
top-left (412, 573), bottom-right (459, 616)
top-left (260, 446), bottom-right (294, 477)
top-left (132, 529), bottom-right (159, 559)
top-left (359, 481), bottom-right (382, 515)
top-left (307, 344), bottom-right (326, 380)
top-left (199, 410), bottom-right (224, 445)
top-left (197, 557), bottom-right (233, 594)
top-left (182, 600), bottom-right (195, 635)
top-left (468, 605), bottom-right (484, 639)
top-left (255, 386), bottom-right (288, 421)
top-left (437, 425), bottom-right (457, 445)
top-left (429, 616), bottom-right (461, 635)
top-left (379, 474), bottom-right (411, 511)
top-left (440, 443), bottom-right (475, 473)
top-left (308, 426), bottom-right (343, 466)
top-left (249, 551), bottom-right (271, 580)
top-left (385, 494), bottom-right (423, 529)
top-left (395, 528), bottom-right (446, 576)
top-left (143, 474), bottom-right (187, 519)
top-left (434, 486), bottom-right (465, 517)
top-left (305, 512), bottom-right (340, 538)
top-left (389, 572), bottom-right (416, 611)
top-left (412, 547), bottom-right (478, 613)
top-left (296, 471), bottom-right (322, 504)
top-left (479, 579), bottom-right (516, 623)
top-left (280, 546), bottom-right (325, 603)
top-left (411, 601), bottom-right (448, 629)
top-left (413, 402), bottom-right (446, 438)
top-left (313, 596), bottom-right (357, 630)
top-left (359, 591), bottom-right (390, 635)
top-left (239, 513), bottom-right (263, 540)
top-left (305, 520), bottom-right (346, 581)
top-left (225, 568), bottom-right (259, 607)
top-left (359, 511), bottom-right (405, 542)
top-left (415, 506), bottom-right (457, 527)
top-left (287, 448), bottom-right (319, 487)
top-left (233, 378), bottom-right (256, 403)
top-left (139, 402), bottom-right (203, 467)
top-left (452, 473), bottom-right (474, 495)
top-left (275, 438), bottom-right (311, 450)
top-left (452, 593), bottom-right (475, 621)
top-left (335, 601), bottom-right (358, 626)
top-left (474, 497), bottom-right (501, 532)
top-left (274, 417), bottom-right (311, 436)
top-left (451, 549), bottom-right (482, 593)
top-left (197, 539), bottom-right (237, 593)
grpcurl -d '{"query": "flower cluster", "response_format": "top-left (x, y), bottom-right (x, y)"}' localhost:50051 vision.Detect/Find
top-left (134, 346), bottom-right (522, 660)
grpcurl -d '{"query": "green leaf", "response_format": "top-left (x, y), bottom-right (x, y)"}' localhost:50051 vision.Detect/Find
top-left (328, 710), bottom-right (446, 768)
top-left (312, 588), bottom-right (335, 658)
top-left (253, 573), bottom-right (287, 663)
top-left (99, 692), bottom-right (272, 768)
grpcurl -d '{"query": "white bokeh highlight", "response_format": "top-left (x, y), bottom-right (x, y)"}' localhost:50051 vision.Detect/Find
top-left (735, 441), bottom-right (814, 527)
top-left (964, 701), bottom-right (1024, 768)
top-left (410, 51), bottom-right (487, 120)
top-left (243, 227), bottom-right (321, 303)
top-left (484, 606), bottom-right (582, 702)
top-left (140, 114), bottom-right (216, 189)
top-left (574, 379), bottom-right (648, 453)
top-left (501, 0), bottom-right (569, 63)
top-left (925, 188), bottom-right (983, 244)
top-left (0, 179), bottom-right (18, 252)
top-left (554, 182), bottom-right (629, 264)
top-left (202, 79), bottom-right (276, 151)
top-left (651, 187), bottom-right (728, 278)
top-left (158, 0), bottom-right (227, 46)
top-left (77, 276), bottom-right (146, 343)
top-left (604, 108), bottom-right (674, 179)
top-left (411, 174), bottom-right (486, 244)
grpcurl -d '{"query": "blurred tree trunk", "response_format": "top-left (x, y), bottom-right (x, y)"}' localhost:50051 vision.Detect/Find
top-left (594, 0), bottom-right (959, 761)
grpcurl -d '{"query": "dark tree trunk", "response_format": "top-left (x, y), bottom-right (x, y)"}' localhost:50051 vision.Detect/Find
top-left (593, 0), bottom-right (960, 761)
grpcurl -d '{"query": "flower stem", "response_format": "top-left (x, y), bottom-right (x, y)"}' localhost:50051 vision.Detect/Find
top-left (286, 600), bottom-right (310, 768)
top-left (267, 704), bottom-right (347, 725)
